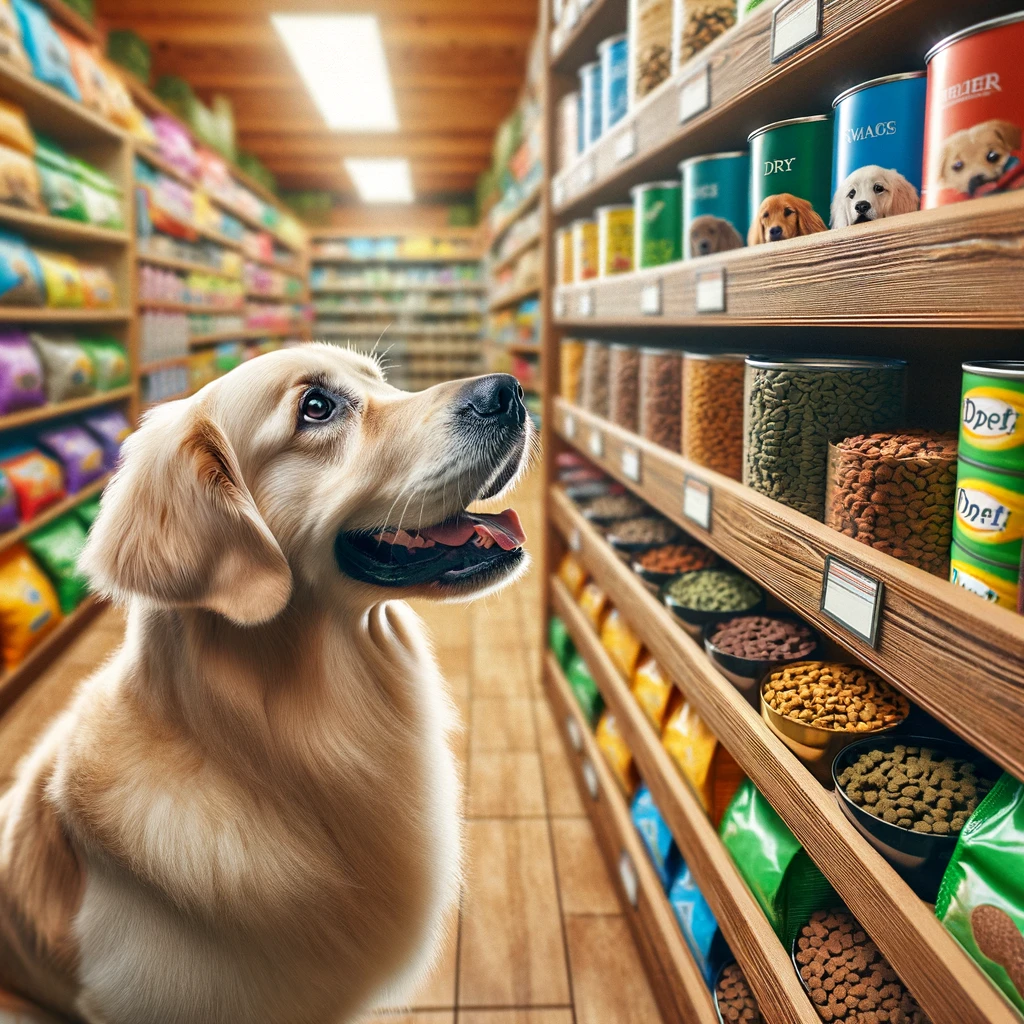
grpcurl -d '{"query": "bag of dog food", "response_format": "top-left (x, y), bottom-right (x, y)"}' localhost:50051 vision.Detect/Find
top-left (73, 492), bottom-right (100, 530)
top-left (0, 143), bottom-right (43, 212)
top-left (78, 263), bottom-right (115, 308)
top-left (0, 0), bottom-right (30, 70)
top-left (30, 333), bottom-right (94, 400)
top-left (36, 250), bottom-right (85, 308)
top-left (1, 448), bottom-right (63, 519)
top-left (0, 543), bottom-right (61, 665)
top-left (0, 231), bottom-right (44, 306)
top-left (78, 337), bottom-right (127, 390)
top-left (37, 424), bottom-right (104, 493)
top-left (632, 783), bottom-right (681, 890)
top-left (936, 773), bottom-right (1024, 1015)
top-left (57, 27), bottom-right (109, 119)
top-left (565, 651), bottom-right (603, 726)
top-left (0, 99), bottom-right (34, 156)
top-left (0, 331), bottom-right (44, 413)
top-left (668, 860), bottom-right (732, 986)
top-left (601, 607), bottom-right (643, 678)
top-left (549, 615), bottom-right (575, 669)
top-left (35, 137), bottom-right (88, 222)
top-left (0, 468), bottom-right (20, 531)
top-left (557, 552), bottom-right (587, 598)
top-left (595, 710), bottom-right (639, 798)
top-left (26, 513), bottom-right (88, 612)
top-left (82, 407), bottom-right (128, 469)
top-left (577, 580), bottom-right (609, 630)
top-left (631, 654), bottom-right (674, 730)
top-left (71, 157), bottom-right (123, 229)
top-left (12, 0), bottom-right (80, 101)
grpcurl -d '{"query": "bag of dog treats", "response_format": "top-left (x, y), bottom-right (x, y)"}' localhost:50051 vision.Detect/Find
top-left (0, 543), bottom-right (61, 665)
top-left (36, 250), bottom-right (85, 308)
top-left (1, 448), bottom-right (63, 519)
top-left (595, 710), bottom-right (639, 798)
top-left (0, 331), bottom-right (44, 413)
top-left (601, 607), bottom-right (643, 679)
top-left (0, 231), bottom-right (44, 306)
top-left (73, 492), bottom-right (100, 530)
top-left (35, 137), bottom-right (87, 222)
top-left (719, 778), bottom-right (838, 949)
top-left (577, 580), bottom-right (609, 630)
top-left (30, 333), bottom-right (94, 400)
top-left (565, 651), bottom-right (604, 726)
top-left (26, 512), bottom-right (88, 612)
top-left (0, 143), bottom-right (43, 212)
top-left (78, 264), bottom-right (115, 308)
top-left (936, 773), bottom-right (1024, 1014)
top-left (668, 860), bottom-right (732, 986)
top-left (12, 0), bottom-right (79, 100)
top-left (82, 407), bottom-right (128, 470)
top-left (71, 157), bottom-right (123, 229)
top-left (557, 552), bottom-right (587, 599)
top-left (0, 468), bottom-right (20, 531)
top-left (549, 615), bottom-right (575, 669)
top-left (631, 655), bottom-right (674, 730)
top-left (632, 783), bottom-right (681, 890)
top-left (58, 27), bottom-right (109, 119)
top-left (37, 424), bottom-right (104, 493)
top-left (0, 0), bottom-right (30, 70)
top-left (0, 98), bottom-right (34, 155)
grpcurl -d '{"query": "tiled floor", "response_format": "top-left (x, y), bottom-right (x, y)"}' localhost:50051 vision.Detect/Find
top-left (0, 469), bottom-right (665, 1024)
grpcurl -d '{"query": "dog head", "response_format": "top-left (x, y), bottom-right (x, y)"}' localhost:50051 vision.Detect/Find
top-left (80, 345), bottom-right (534, 624)
top-left (938, 120), bottom-right (1023, 196)
top-left (831, 165), bottom-right (920, 227)
top-left (748, 193), bottom-right (828, 244)
top-left (689, 215), bottom-right (744, 257)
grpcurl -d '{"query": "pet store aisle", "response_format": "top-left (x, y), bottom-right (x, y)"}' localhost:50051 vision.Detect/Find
top-left (0, 467), bottom-right (666, 1024)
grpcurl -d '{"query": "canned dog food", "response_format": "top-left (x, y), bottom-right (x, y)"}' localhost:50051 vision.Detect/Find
top-left (556, 227), bottom-right (573, 286)
top-left (831, 72), bottom-right (927, 227)
top-left (579, 61), bottom-right (603, 148)
top-left (597, 204), bottom-right (635, 276)
top-left (748, 116), bottom-right (833, 243)
top-left (923, 12), bottom-right (1024, 208)
top-left (571, 218), bottom-right (599, 282)
top-left (599, 34), bottom-right (629, 132)
top-left (681, 152), bottom-right (749, 259)
top-left (959, 361), bottom-right (1024, 473)
top-left (953, 456), bottom-right (1024, 565)
top-left (673, 0), bottom-right (736, 71)
top-left (557, 91), bottom-right (581, 172)
top-left (950, 539), bottom-right (1020, 610)
top-left (630, 0), bottom-right (673, 103)
top-left (632, 181), bottom-right (682, 267)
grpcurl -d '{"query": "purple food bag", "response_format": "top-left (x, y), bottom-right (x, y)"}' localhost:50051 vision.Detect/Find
top-left (82, 408), bottom-right (130, 470)
top-left (0, 331), bottom-right (45, 414)
top-left (37, 424), bottom-right (104, 493)
top-left (0, 467), bottom-right (19, 531)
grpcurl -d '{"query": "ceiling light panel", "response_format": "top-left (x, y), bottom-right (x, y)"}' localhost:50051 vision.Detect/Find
top-left (344, 158), bottom-right (414, 203)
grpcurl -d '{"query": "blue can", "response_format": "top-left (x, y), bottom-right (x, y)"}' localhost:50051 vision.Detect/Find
top-left (598, 34), bottom-right (628, 132)
top-left (680, 151), bottom-right (749, 259)
top-left (579, 60), bottom-right (603, 148)
top-left (830, 72), bottom-right (927, 226)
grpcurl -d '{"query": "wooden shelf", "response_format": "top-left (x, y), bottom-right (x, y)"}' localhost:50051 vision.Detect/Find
top-left (310, 254), bottom-right (484, 266)
top-left (0, 474), bottom-right (109, 556)
top-left (310, 283), bottom-right (486, 294)
top-left (507, 342), bottom-right (542, 356)
top-left (554, 193), bottom-right (1024, 328)
top-left (189, 326), bottom-right (301, 347)
top-left (138, 300), bottom-right (244, 315)
top-left (134, 145), bottom-right (197, 189)
top-left (0, 206), bottom-right (129, 247)
top-left (491, 231), bottom-right (541, 275)
top-left (0, 308), bottom-right (130, 323)
top-left (552, 398), bottom-right (1024, 779)
top-left (549, 490), bottom-right (1018, 1024)
top-left (0, 388), bottom-right (133, 432)
top-left (245, 252), bottom-right (303, 275)
top-left (139, 355), bottom-right (190, 374)
top-left (36, 0), bottom-right (100, 44)
top-left (488, 183), bottom-right (541, 252)
top-left (549, 0), bottom-right (623, 70)
top-left (489, 283), bottom-right (541, 313)
top-left (137, 252), bottom-right (241, 280)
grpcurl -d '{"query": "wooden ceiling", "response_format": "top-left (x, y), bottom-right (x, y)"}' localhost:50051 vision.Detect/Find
top-left (95, 0), bottom-right (539, 199)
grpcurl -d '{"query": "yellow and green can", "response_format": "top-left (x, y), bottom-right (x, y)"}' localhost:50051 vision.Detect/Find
top-left (571, 218), bottom-right (599, 282)
top-left (952, 456), bottom-right (1024, 565)
top-left (950, 540), bottom-right (1020, 611)
top-left (959, 361), bottom-right (1024, 473)
top-left (596, 204), bottom-right (634, 276)
top-left (556, 227), bottom-right (573, 286)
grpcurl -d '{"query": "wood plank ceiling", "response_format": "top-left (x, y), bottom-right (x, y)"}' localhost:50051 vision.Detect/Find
top-left (95, 0), bottom-right (539, 199)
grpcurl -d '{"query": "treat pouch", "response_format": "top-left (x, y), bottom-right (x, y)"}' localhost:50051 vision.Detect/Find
top-left (557, 552), bottom-right (587, 599)
top-left (73, 493), bottom-right (100, 530)
top-left (37, 425), bottom-right (104, 492)
top-left (0, 98), bottom-right (34, 156)
top-left (632, 784), bottom-right (681, 890)
top-left (25, 512), bottom-right (89, 612)
top-left (0, 330), bottom-right (44, 413)
top-left (577, 580), bottom-right (610, 630)
top-left (0, 142), bottom-right (42, 212)
top-left (0, 0), bottom-right (30, 70)
top-left (82, 407), bottom-right (129, 470)
top-left (30, 333), bottom-right (94, 400)
top-left (1, 447), bottom-right (64, 519)
top-left (0, 543), bottom-right (61, 666)
top-left (36, 250), bottom-right (85, 308)
top-left (0, 231), bottom-right (44, 306)
top-left (12, 0), bottom-right (80, 100)
top-left (35, 137), bottom-right (87, 222)
top-left (548, 615), bottom-right (575, 669)
top-left (631, 655), bottom-right (674, 729)
top-left (566, 651), bottom-right (604, 726)
top-left (596, 710), bottom-right (639, 797)
top-left (601, 607), bottom-right (644, 678)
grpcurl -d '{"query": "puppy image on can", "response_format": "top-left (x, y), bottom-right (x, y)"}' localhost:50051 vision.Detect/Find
top-left (831, 165), bottom-right (920, 227)
top-left (937, 120), bottom-right (1024, 198)
top-left (680, 151), bottom-right (748, 260)
top-left (748, 193), bottom-right (827, 244)
top-left (689, 214), bottom-right (744, 256)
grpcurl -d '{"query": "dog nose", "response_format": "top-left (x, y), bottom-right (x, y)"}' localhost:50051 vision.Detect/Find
top-left (768, 225), bottom-right (783, 241)
top-left (854, 200), bottom-right (871, 214)
top-left (459, 374), bottom-right (525, 426)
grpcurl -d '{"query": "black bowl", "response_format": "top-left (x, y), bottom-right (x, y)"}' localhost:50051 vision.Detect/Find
top-left (660, 571), bottom-right (765, 638)
top-left (631, 560), bottom-right (678, 593)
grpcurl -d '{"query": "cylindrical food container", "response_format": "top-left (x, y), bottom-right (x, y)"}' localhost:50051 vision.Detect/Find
top-left (743, 357), bottom-right (907, 520)
top-left (609, 344), bottom-right (641, 431)
top-left (571, 218), bottom-right (598, 282)
top-left (672, 0), bottom-right (736, 72)
top-left (555, 227), bottom-right (573, 286)
top-left (959, 361), bottom-right (1024, 473)
top-left (831, 72), bottom-right (927, 226)
top-left (557, 91), bottom-right (581, 173)
top-left (597, 204), bottom-right (635, 276)
top-left (952, 456), bottom-right (1024, 565)
top-left (579, 61), bottom-right (603, 148)
top-left (682, 352), bottom-right (747, 480)
top-left (580, 340), bottom-right (611, 417)
top-left (599, 34), bottom-right (629, 131)
top-left (629, 0), bottom-right (673, 103)
top-left (560, 339), bottom-right (585, 403)
top-left (950, 540), bottom-right (1020, 610)
top-left (922, 12), bottom-right (1024, 209)
top-left (632, 181), bottom-right (682, 268)
top-left (825, 432), bottom-right (958, 577)
top-left (748, 116), bottom-right (833, 242)
top-left (681, 152), bottom-right (749, 259)
top-left (639, 346), bottom-right (683, 452)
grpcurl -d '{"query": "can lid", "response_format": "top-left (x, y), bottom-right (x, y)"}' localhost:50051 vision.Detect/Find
top-left (745, 355), bottom-right (907, 370)
top-left (679, 151), bottom-right (747, 169)
top-left (630, 181), bottom-right (681, 196)
top-left (595, 203), bottom-right (632, 214)
top-left (597, 33), bottom-right (627, 50)
top-left (578, 60), bottom-right (600, 75)
top-left (683, 351), bottom-right (749, 362)
top-left (925, 11), bottom-right (1024, 63)
top-left (569, 217), bottom-right (595, 228)
top-left (831, 71), bottom-right (927, 108)
top-left (958, 453), bottom-right (1024, 481)
top-left (747, 114), bottom-right (830, 141)
top-left (962, 360), bottom-right (1024, 380)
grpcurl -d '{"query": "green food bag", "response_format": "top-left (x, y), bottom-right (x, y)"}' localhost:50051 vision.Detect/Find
top-left (70, 157), bottom-right (123, 230)
top-left (565, 652), bottom-right (603, 727)
top-left (936, 773), bottom-right (1024, 1014)
top-left (78, 337), bottom-right (129, 390)
top-left (35, 136), bottom-right (87, 222)
top-left (548, 616), bottom-right (574, 669)
top-left (719, 779), bottom-right (838, 949)
top-left (25, 513), bottom-right (89, 613)
top-left (75, 494), bottom-right (101, 530)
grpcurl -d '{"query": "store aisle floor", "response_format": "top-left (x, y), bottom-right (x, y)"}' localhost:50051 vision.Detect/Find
top-left (0, 468), bottom-right (665, 1024)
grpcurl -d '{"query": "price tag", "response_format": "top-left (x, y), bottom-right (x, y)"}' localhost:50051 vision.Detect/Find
top-left (579, 0), bottom-right (594, 10)
top-left (640, 280), bottom-right (662, 316)
top-left (820, 556), bottom-right (883, 647)
top-left (679, 64), bottom-right (711, 123)
top-left (618, 850), bottom-right (639, 907)
top-left (578, 290), bottom-right (594, 317)
top-left (580, 156), bottom-right (596, 187)
top-left (621, 446), bottom-right (641, 482)
top-left (588, 428), bottom-right (604, 458)
top-left (568, 527), bottom-right (582, 552)
top-left (552, 178), bottom-right (565, 209)
top-left (695, 268), bottom-right (725, 313)
top-left (614, 124), bottom-right (636, 163)
top-left (581, 758), bottom-right (599, 800)
top-left (683, 474), bottom-right (712, 530)
top-left (771, 0), bottom-right (822, 63)
top-left (564, 411), bottom-right (576, 439)
top-left (554, 292), bottom-right (566, 319)
top-left (565, 0), bottom-right (580, 29)
top-left (566, 716), bottom-right (583, 752)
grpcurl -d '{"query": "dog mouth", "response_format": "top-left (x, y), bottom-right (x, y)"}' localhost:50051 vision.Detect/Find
top-left (854, 212), bottom-right (874, 223)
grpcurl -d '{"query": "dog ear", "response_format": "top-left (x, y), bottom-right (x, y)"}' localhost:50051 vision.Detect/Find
top-left (79, 402), bottom-right (292, 625)
top-left (886, 170), bottom-right (920, 216)
top-left (992, 120), bottom-right (1023, 152)
top-left (830, 183), bottom-right (851, 229)
top-left (795, 197), bottom-right (828, 235)
top-left (747, 205), bottom-right (764, 246)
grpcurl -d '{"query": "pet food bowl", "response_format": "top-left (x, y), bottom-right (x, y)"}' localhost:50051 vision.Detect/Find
top-left (831, 735), bottom-right (999, 901)
top-left (660, 573), bottom-right (765, 639)
top-left (607, 524), bottom-right (680, 561)
top-left (631, 560), bottom-right (678, 594)
top-left (564, 480), bottom-right (618, 503)
top-left (703, 615), bottom-right (821, 710)
top-left (712, 961), bottom-right (737, 1024)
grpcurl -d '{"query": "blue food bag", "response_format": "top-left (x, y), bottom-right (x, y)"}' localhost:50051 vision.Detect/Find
top-left (12, 0), bottom-right (80, 101)
top-left (668, 862), bottom-right (732, 986)
top-left (631, 784), bottom-right (681, 891)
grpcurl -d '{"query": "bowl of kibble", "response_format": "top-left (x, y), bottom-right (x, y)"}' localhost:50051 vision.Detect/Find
top-left (606, 515), bottom-right (681, 558)
top-left (759, 662), bottom-right (910, 784)
top-left (832, 736), bottom-right (998, 901)
top-left (714, 961), bottom-right (763, 1024)
top-left (580, 491), bottom-right (649, 526)
top-left (660, 569), bottom-right (764, 638)
top-left (704, 614), bottom-right (820, 708)
top-left (631, 541), bottom-right (718, 592)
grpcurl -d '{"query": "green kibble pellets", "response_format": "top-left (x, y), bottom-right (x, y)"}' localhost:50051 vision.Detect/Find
top-left (665, 569), bottom-right (761, 612)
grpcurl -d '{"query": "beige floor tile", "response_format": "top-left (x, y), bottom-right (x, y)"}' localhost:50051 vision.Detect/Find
top-left (565, 916), bottom-right (662, 1024)
top-left (550, 818), bottom-right (621, 915)
top-left (540, 748), bottom-right (585, 819)
top-left (459, 1012), bottom-right (573, 1024)
top-left (467, 751), bottom-right (546, 818)
top-left (470, 698), bottom-right (537, 752)
top-left (458, 819), bottom-right (570, 1007)
top-left (533, 698), bottom-right (563, 755)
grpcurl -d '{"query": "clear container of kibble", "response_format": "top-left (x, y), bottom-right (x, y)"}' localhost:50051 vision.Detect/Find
top-left (743, 357), bottom-right (907, 521)
top-left (560, 339), bottom-right (586, 404)
top-left (683, 351), bottom-right (748, 480)
top-left (608, 344), bottom-right (641, 431)
top-left (580, 340), bottom-right (611, 417)
top-left (639, 346), bottom-right (683, 452)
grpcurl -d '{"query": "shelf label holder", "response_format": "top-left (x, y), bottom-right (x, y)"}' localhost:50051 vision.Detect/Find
top-left (578, 289), bottom-right (595, 317)
top-left (771, 0), bottom-right (822, 63)
top-left (588, 428), bottom-right (605, 458)
top-left (554, 292), bottom-right (566, 318)
top-left (552, 178), bottom-right (565, 209)
top-left (679, 64), bottom-right (711, 123)
top-left (566, 716), bottom-right (583, 752)
top-left (582, 758), bottom-right (600, 799)
top-left (820, 556), bottom-right (884, 647)
top-left (696, 268), bottom-right (726, 313)
top-left (621, 446), bottom-right (642, 483)
top-left (580, 155), bottom-right (596, 187)
top-left (614, 124), bottom-right (637, 163)
top-left (618, 851), bottom-right (639, 907)
top-left (564, 410), bottom-right (576, 439)
top-left (641, 279), bottom-right (662, 316)
top-left (569, 527), bottom-right (582, 552)
top-left (683, 474), bottom-right (712, 531)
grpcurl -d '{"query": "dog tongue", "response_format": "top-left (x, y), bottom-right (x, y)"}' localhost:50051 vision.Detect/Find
top-left (421, 510), bottom-right (526, 551)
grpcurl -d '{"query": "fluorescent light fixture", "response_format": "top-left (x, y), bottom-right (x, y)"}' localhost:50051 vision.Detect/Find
top-left (272, 14), bottom-right (398, 131)
top-left (345, 158), bottom-right (414, 202)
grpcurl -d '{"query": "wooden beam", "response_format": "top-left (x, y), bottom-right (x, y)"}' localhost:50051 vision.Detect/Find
top-left (240, 135), bottom-right (493, 157)
top-left (177, 70), bottom-right (526, 90)
top-left (99, 0), bottom-right (537, 16)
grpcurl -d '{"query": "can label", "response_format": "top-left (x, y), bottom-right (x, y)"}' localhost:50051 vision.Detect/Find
top-left (635, 186), bottom-right (681, 267)
top-left (961, 386), bottom-right (1024, 452)
top-left (572, 222), bottom-right (598, 281)
top-left (953, 472), bottom-right (1024, 562)
top-left (950, 542), bottom-right (1020, 609)
top-left (599, 208), bottom-right (634, 276)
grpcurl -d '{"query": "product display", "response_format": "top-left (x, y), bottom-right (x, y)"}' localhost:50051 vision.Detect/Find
top-left (579, 340), bottom-right (610, 417)
top-left (599, 34), bottom-right (629, 132)
top-left (579, 61), bottom-right (602, 150)
top-left (596, 710), bottom-right (639, 796)
top-left (715, 962), bottom-right (764, 1024)
top-left (2, 449), bottom-right (63, 519)
top-left (635, 541), bottom-right (717, 577)
top-left (681, 152), bottom-right (748, 259)
top-left (664, 569), bottom-right (762, 612)
top-left (682, 351), bottom-right (747, 479)
top-left (571, 218), bottom-right (598, 282)
top-left (601, 606), bottom-right (644, 678)
top-left (629, 0), bottom-right (673, 102)
top-left (668, 860), bottom-right (731, 985)
top-left (0, 331), bottom-right (44, 413)
top-left (639, 347), bottom-right (682, 452)
top-left (708, 615), bottom-right (816, 662)
top-left (673, 0), bottom-right (736, 70)
top-left (632, 182), bottom-right (682, 267)
top-left (0, 541), bottom-right (61, 666)
top-left (607, 514), bottom-right (680, 547)
top-left (582, 491), bottom-right (648, 522)
top-left (559, 339), bottom-right (585, 403)
top-left (632, 784), bottom-right (681, 889)
top-left (25, 513), bottom-right (89, 613)
top-left (596, 204), bottom-right (634, 276)
top-left (608, 343), bottom-right (640, 430)
top-left (632, 654), bottom-right (675, 729)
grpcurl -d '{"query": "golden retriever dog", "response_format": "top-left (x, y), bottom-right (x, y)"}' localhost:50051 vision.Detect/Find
top-left (748, 193), bottom-right (827, 245)
top-left (0, 345), bottom-right (533, 1024)
top-left (937, 119), bottom-right (1023, 197)
top-left (688, 214), bottom-right (744, 257)
top-left (830, 165), bottom-right (920, 227)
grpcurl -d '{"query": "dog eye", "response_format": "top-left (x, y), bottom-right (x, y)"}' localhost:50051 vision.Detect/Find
top-left (783, 208), bottom-right (793, 217)
top-left (952, 159), bottom-right (964, 171)
top-left (847, 189), bottom-right (856, 200)
top-left (986, 150), bottom-right (1001, 163)
top-left (873, 183), bottom-right (886, 194)
top-left (300, 388), bottom-right (336, 424)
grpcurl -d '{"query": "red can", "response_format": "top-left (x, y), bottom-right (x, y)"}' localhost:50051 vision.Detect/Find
top-left (922, 12), bottom-right (1024, 208)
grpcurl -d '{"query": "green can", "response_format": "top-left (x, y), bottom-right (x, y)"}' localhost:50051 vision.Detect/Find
top-left (747, 115), bottom-right (833, 242)
top-left (959, 361), bottom-right (1024, 473)
top-left (952, 455), bottom-right (1024, 565)
top-left (949, 540), bottom-right (1020, 611)
top-left (632, 180), bottom-right (682, 268)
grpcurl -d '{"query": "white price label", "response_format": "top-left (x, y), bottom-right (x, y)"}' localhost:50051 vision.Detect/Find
top-left (588, 428), bottom-right (604, 458)
top-left (771, 0), bottom-right (822, 63)
top-left (578, 290), bottom-right (594, 317)
top-left (582, 758), bottom-right (600, 799)
top-left (569, 527), bottom-right (582, 552)
top-left (564, 411), bottom-right (576, 439)
top-left (621, 446), bottom-right (641, 482)
top-left (566, 716), bottom-right (583, 752)
top-left (695, 269), bottom-right (725, 313)
top-left (580, 156), bottom-right (596, 187)
top-left (614, 125), bottom-right (636, 163)
top-left (552, 179), bottom-right (565, 208)
top-left (640, 280), bottom-right (662, 316)
top-left (554, 292), bottom-right (566, 318)
top-left (683, 474), bottom-right (712, 530)
top-left (579, 0), bottom-right (594, 10)
top-left (679, 65), bottom-right (711, 123)
top-left (820, 556), bottom-right (883, 647)
top-left (618, 850), bottom-right (639, 907)
top-left (565, 0), bottom-right (580, 28)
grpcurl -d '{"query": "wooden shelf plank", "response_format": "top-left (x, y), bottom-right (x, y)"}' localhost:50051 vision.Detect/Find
top-left (310, 283), bottom-right (486, 294)
top-left (489, 283), bottom-right (541, 312)
top-left (36, 0), bottom-right (100, 44)
top-left (0, 308), bottom-right (130, 323)
top-left (137, 252), bottom-right (241, 280)
top-left (549, 488), bottom-right (1018, 1024)
top-left (543, 651), bottom-right (718, 1024)
top-left (549, 0), bottom-right (623, 71)
top-left (189, 326), bottom-right (302, 347)
top-left (0, 388), bottom-right (133, 432)
top-left (139, 355), bottom-right (190, 374)
top-left (138, 300), bottom-right (245, 315)
top-left (488, 183), bottom-right (541, 252)
top-left (0, 206), bottom-right (128, 247)
top-left (506, 343), bottom-right (541, 356)
top-left (553, 398), bottom-right (1024, 780)
top-left (0, 473), bottom-right (108, 556)
top-left (491, 231), bottom-right (541, 275)
top-left (309, 254), bottom-right (484, 266)
top-left (134, 145), bottom-right (197, 189)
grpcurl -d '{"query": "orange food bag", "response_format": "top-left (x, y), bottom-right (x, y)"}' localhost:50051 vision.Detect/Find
top-left (0, 544), bottom-right (61, 666)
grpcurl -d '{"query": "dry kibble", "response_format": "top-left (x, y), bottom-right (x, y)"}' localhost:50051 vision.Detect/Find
top-left (607, 515), bottom-right (680, 545)
top-left (640, 347), bottom-right (683, 452)
top-left (609, 344), bottom-right (641, 431)
top-left (560, 339), bottom-right (585, 404)
top-left (683, 352), bottom-right (746, 480)
top-left (633, 0), bottom-right (673, 99)
top-left (581, 492), bottom-right (648, 521)
top-left (636, 541), bottom-right (717, 575)
top-left (580, 341), bottom-right (611, 416)
top-left (709, 614), bottom-right (817, 661)
top-left (676, 0), bottom-right (736, 64)
top-left (665, 568), bottom-right (762, 611)
top-left (716, 961), bottom-right (764, 1024)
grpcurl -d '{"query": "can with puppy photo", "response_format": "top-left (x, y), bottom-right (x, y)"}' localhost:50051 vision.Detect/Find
top-left (680, 152), bottom-right (748, 259)
top-left (922, 12), bottom-right (1024, 208)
